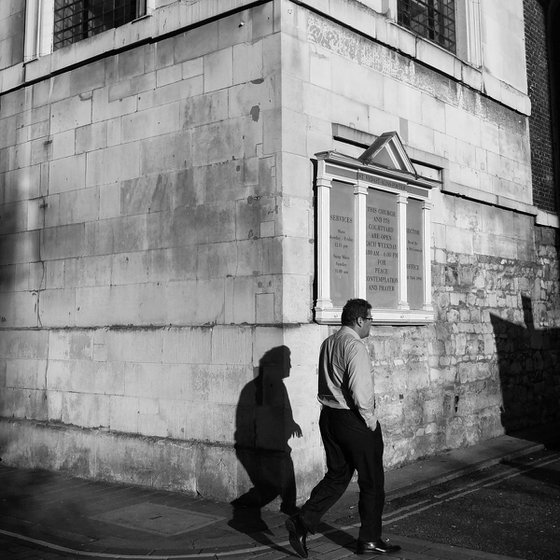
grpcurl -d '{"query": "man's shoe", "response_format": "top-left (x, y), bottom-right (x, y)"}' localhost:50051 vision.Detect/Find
top-left (285, 515), bottom-right (308, 558)
top-left (356, 539), bottom-right (401, 554)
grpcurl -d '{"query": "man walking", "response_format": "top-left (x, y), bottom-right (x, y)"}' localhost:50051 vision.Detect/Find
top-left (285, 299), bottom-right (400, 557)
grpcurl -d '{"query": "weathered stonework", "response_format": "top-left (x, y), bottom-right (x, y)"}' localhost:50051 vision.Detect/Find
top-left (0, 0), bottom-right (558, 504)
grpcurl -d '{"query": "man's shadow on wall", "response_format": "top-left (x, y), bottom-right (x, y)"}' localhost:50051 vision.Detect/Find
top-left (229, 345), bottom-right (302, 540)
top-left (491, 295), bottom-right (560, 437)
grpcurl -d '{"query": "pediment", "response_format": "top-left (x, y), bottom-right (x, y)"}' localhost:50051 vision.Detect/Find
top-left (358, 131), bottom-right (417, 176)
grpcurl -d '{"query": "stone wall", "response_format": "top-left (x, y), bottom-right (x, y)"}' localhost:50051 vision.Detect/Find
top-left (0, 0), bottom-right (559, 505)
top-left (0, 0), bottom-right (24, 71)
top-left (0, 4), bottom-right (325, 502)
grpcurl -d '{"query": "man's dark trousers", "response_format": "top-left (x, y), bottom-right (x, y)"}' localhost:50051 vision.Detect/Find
top-left (299, 406), bottom-right (385, 542)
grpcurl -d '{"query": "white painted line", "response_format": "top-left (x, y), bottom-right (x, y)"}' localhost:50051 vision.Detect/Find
top-left (381, 453), bottom-right (560, 525)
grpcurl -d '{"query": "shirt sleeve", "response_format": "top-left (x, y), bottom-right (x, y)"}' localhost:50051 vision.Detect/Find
top-left (346, 340), bottom-right (378, 430)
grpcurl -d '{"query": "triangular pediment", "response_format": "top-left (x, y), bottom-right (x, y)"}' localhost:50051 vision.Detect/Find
top-left (358, 131), bottom-right (417, 176)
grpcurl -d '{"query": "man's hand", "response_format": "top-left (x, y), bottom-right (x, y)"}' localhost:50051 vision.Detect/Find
top-left (291, 423), bottom-right (303, 438)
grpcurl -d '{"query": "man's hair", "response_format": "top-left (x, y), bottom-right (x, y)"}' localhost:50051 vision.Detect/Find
top-left (341, 298), bottom-right (372, 326)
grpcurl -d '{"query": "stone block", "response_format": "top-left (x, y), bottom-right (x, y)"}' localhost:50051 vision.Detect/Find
top-left (155, 35), bottom-right (175, 69)
top-left (49, 154), bottom-right (86, 194)
top-left (210, 403), bottom-right (236, 444)
top-left (182, 57), bottom-right (203, 79)
top-left (153, 246), bottom-right (197, 283)
top-left (121, 174), bottom-right (174, 216)
top-left (176, 24), bottom-right (219, 63)
top-left (196, 443), bottom-right (238, 500)
top-left (235, 194), bottom-right (278, 240)
top-left (234, 238), bottom-right (278, 276)
top-left (252, 2), bottom-right (274, 40)
top-left (117, 46), bottom-right (150, 80)
top-left (0, 230), bottom-right (40, 267)
top-left (99, 183), bottom-right (121, 219)
top-left (110, 252), bottom-right (148, 286)
top-left (106, 118), bottom-right (122, 147)
top-left (0, 330), bottom-right (48, 361)
top-left (283, 236), bottom-right (312, 275)
top-left (126, 362), bottom-right (191, 400)
top-left (196, 242), bottom-right (237, 280)
top-left (75, 285), bottom-right (122, 325)
top-left (67, 58), bottom-right (107, 96)
top-left (138, 408), bottom-right (169, 438)
top-left (473, 232), bottom-right (517, 259)
top-left (6, 359), bottom-right (47, 390)
top-left (48, 330), bottom-right (93, 361)
top-left (38, 288), bottom-right (76, 327)
top-left (282, 274), bottom-right (313, 324)
top-left (420, 92), bottom-right (446, 132)
top-left (309, 48), bottom-right (332, 90)
top-left (92, 88), bottom-right (137, 122)
top-left (184, 399), bottom-right (212, 441)
top-left (1, 387), bottom-right (47, 421)
top-left (281, 153), bottom-right (311, 197)
top-left (211, 325), bottom-right (253, 365)
top-left (50, 96), bottom-right (92, 135)
top-left (47, 359), bottom-right (82, 392)
top-left (108, 72), bottom-right (156, 102)
top-left (122, 103), bottom-right (181, 143)
top-left (183, 90), bottom-right (228, 128)
top-left (480, 205), bottom-right (515, 237)
top-left (156, 64), bottom-right (182, 88)
top-left (41, 223), bottom-right (86, 260)
top-left (109, 395), bottom-right (140, 433)
top-left (140, 75), bottom-right (203, 112)
top-left (64, 255), bottom-right (111, 288)
top-left (86, 143), bottom-right (140, 187)
top-left (228, 77), bottom-right (279, 123)
top-left (5, 166), bottom-right (42, 204)
top-left (156, 397), bottom-right (188, 439)
top-left (282, 198), bottom-right (311, 238)
top-left (219, 364), bottom-right (253, 406)
top-left (162, 327), bottom-right (212, 365)
top-left (51, 130), bottom-right (75, 160)
top-left (163, 277), bottom-right (225, 324)
top-left (59, 391), bottom-right (110, 428)
top-left (59, 187), bottom-right (99, 225)
top-left (0, 200), bottom-right (27, 235)
top-left (105, 328), bottom-right (163, 364)
top-left (140, 131), bottom-right (191, 174)
top-left (233, 41), bottom-right (263, 85)
top-left (47, 389), bottom-right (63, 421)
top-left (408, 121), bottom-right (435, 153)
top-left (204, 48), bottom-right (233, 93)
top-left (283, 108), bottom-right (308, 155)
top-left (226, 276), bottom-right (255, 324)
top-left (76, 122), bottom-right (107, 154)
top-left (445, 105), bottom-right (481, 145)
top-left (198, 203), bottom-right (237, 244)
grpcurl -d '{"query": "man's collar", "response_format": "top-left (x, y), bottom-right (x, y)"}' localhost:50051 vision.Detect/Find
top-left (339, 325), bottom-right (361, 339)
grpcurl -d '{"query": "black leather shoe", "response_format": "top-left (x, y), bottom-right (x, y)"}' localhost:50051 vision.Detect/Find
top-left (356, 539), bottom-right (401, 554)
top-left (285, 515), bottom-right (308, 558)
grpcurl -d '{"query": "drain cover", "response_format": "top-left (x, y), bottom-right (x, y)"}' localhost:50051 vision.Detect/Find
top-left (93, 502), bottom-right (224, 536)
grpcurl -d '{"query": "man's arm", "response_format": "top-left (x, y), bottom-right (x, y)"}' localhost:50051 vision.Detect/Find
top-left (346, 342), bottom-right (378, 430)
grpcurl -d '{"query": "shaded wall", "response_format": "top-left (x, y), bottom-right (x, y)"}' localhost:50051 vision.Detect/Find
top-left (0, 0), bottom-right (24, 71)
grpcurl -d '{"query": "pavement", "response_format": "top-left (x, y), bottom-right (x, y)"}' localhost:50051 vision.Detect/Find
top-left (0, 424), bottom-right (558, 560)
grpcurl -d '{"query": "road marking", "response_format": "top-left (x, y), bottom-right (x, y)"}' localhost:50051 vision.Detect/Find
top-left (0, 528), bottom-right (281, 559)
top-left (381, 452), bottom-right (560, 525)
